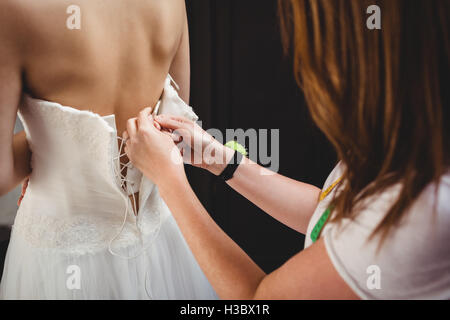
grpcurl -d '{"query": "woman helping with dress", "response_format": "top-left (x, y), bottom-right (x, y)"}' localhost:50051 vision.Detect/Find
top-left (123, 0), bottom-right (450, 299)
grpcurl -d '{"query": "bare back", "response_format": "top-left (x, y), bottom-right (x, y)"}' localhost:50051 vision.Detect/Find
top-left (9, 0), bottom-right (189, 133)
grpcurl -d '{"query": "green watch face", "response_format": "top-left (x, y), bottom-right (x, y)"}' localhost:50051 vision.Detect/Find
top-left (225, 141), bottom-right (248, 156)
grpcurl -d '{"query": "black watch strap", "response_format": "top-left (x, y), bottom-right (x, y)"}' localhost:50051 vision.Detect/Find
top-left (218, 150), bottom-right (243, 181)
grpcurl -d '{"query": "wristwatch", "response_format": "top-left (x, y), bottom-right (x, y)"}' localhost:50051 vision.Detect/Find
top-left (218, 141), bottom-right (247, 181)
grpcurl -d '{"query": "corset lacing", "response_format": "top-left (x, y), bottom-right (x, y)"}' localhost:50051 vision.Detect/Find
top-left (109, 135), bottom-right (162, 299)
top-left (106, 75), bottom-right (181, 299)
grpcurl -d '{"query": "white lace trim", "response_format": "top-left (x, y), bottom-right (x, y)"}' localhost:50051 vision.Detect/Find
top-left (13, 212), bottom-right (137, 256)
top-left (12, 200), bottom-right (170, 257)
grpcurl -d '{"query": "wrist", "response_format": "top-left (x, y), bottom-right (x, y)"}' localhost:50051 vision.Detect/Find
top-left (157, 167), bottom-right (189, 195)
top-left (206, 143), bottom-right (236, 176)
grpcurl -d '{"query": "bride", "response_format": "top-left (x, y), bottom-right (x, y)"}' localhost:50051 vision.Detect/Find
top-left (0, 0), bottom-right (217, 299)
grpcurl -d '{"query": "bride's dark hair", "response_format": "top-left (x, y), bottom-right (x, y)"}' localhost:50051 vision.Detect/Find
top-left (278, 0), bottom-right (449, 244)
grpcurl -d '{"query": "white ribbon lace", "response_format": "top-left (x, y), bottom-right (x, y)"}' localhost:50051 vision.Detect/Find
top-left (109, 136), bottom-right (162, 299)
top-left (106, 76), bottom-right (181, 299)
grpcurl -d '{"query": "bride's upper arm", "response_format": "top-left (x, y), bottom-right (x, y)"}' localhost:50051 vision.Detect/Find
top-left (0, 6), bottom-right (25, 194)
top-left (168, 1), bottom-right (190, 104)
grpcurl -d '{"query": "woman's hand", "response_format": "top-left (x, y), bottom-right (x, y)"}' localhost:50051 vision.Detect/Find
top-left (123, 108), bottom-right (185, 187)
top-left (154, 114), bottom-right (235, 176)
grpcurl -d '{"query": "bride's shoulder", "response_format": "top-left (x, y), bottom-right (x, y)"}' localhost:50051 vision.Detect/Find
top-left (143, 0), bottom-right (187, 32)
top-left (0, 0), bottom-right (34, 51)
top-left (0, 0), bottom-right (65, 39)
top-left (142, 0), bottom-right (188, 53)
top-left (0, 0), bottom-right (61, 20)
top-left (0, 0), bottom-right (29, 30)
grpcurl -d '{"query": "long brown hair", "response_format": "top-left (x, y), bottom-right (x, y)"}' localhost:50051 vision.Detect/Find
top-left (279, 0), bottom-right (450, 242)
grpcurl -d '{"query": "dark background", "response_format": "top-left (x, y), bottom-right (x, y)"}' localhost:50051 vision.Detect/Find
top-left (184, 0), bottom-right (336, 273)
top-left (0, 0), bottom-right (336, 278)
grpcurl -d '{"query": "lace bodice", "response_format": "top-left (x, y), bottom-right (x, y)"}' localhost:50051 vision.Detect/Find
top-left (14, 75), bottom-right (198, 255)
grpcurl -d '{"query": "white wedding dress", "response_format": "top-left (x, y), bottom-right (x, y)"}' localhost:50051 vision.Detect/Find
top-left (0, 75), bottom-right (218, 300)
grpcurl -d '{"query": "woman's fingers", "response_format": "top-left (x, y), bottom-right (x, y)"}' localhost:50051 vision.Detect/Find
top-left (155, 114), bottom-right (190, 130)
top-left (127, 118), bottom-right (138, 138)
top-left (125, 107), bottom-right (162, 142)
top-left (154, 121), bottom-right (162, 131)
top-left (137, 107), bottom-right (153, 130)
top-left (171, 130), bottom-right (184, 143)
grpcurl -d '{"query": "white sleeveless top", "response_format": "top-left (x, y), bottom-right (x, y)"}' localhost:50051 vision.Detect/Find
top-left (305, 162), bottom-right (450, 299)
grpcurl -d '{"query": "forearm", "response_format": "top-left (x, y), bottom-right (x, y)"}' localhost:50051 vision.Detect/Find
top-left (152, 115), bottom-right (321, 234)
top-left (159, 173), bottom-right (266, 299)
top-left (210, 152), bottom-right (320, 234)
top-left (0, 131), bottom-right (31, 195)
